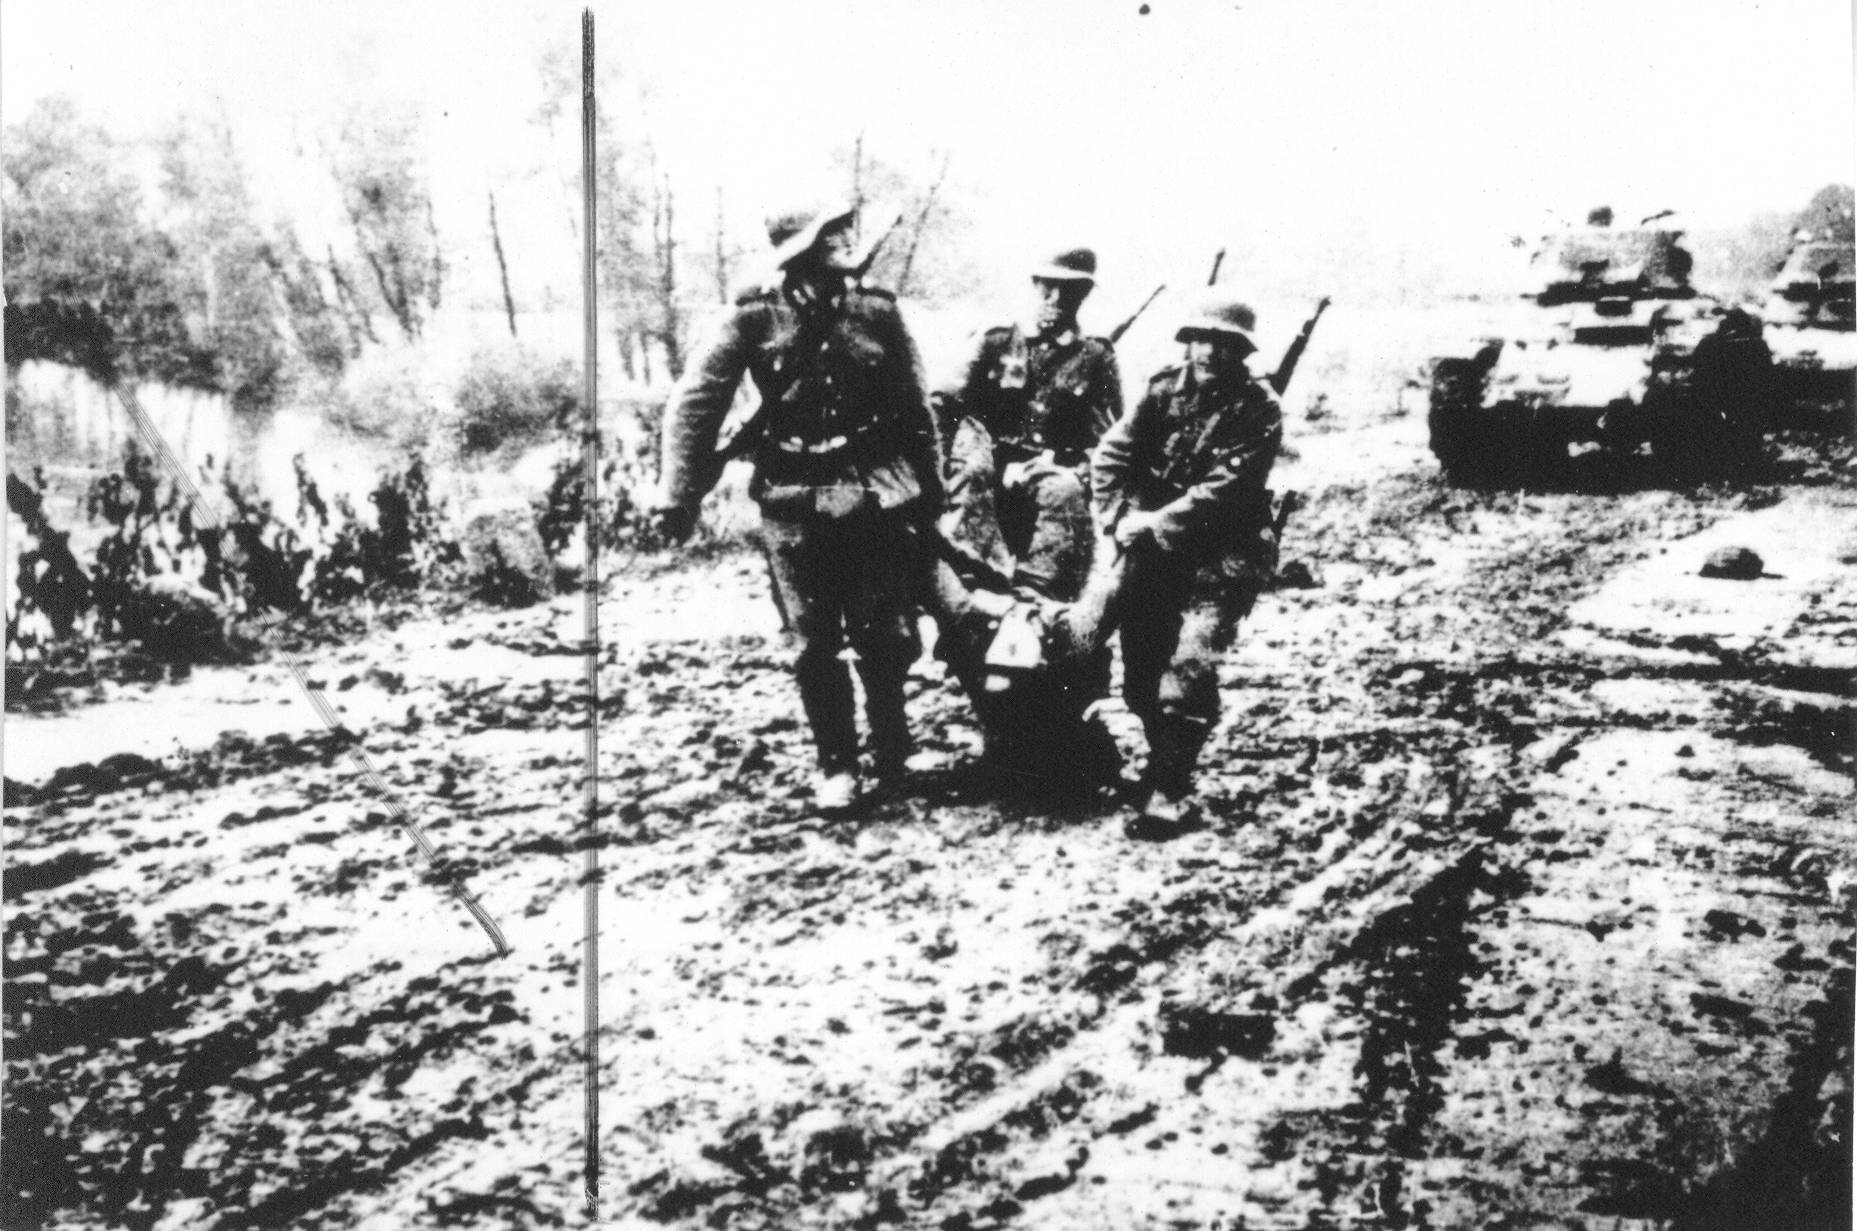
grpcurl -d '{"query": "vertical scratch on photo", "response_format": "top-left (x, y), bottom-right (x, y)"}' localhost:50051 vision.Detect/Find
top-left (579, 6), bottom-right (606, 1221)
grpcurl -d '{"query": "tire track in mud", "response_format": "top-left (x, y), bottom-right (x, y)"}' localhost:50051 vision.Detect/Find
top-left (7, 457), bottom-right (1853, 1228)
top-left (616, 467), bottom-right (1853, 1229)
top-left (2, 627), bottom-right (616, 1231)
top-left (620, 654), bottom-right (1544, 1229)
top-left (3, 590), bottom-right (855, 1230)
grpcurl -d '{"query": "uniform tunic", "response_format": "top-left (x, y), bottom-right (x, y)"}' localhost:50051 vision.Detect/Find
top-left (941, 324), bottom-right (1123, 471)
top-left (661, 283), bottom-right (940, 517)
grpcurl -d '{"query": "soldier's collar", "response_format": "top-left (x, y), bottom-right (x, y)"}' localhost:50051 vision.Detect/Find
top-left (1025, 323), bottom-right (1079, 347)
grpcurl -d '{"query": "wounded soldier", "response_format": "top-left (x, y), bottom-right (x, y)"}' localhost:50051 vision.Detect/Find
top-left (925, 247), bottom-right (1125, 797)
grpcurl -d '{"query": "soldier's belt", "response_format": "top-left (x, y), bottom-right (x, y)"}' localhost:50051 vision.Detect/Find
top-left (995, 437), bottom-right (1053, 461)
top-left (776, 435), bottom-right (851, 454)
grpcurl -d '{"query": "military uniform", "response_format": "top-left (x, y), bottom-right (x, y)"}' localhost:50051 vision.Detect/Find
top-left (660, 277), bottom-right (940, 784)
top-left (1093, 359), bottom-right (1284, 802)
top-left (923, 250), bottom-right (1125, 795)
top-left (937, 322), bottom-right (1123, 599)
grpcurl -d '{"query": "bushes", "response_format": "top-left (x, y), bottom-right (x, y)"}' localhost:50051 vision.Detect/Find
top-left (451, 343), bottom-right (580, 459)
top-left (5, 445), bottom-right (463, 695)
top-left (315, 348), bottom-right (441, 453)
top-left (316, 341), bottom-right (582, 464)
top-left (534, 390), bottom-right (679, 558)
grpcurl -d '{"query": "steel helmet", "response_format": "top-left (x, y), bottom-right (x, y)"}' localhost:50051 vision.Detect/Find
top-left (1175, 291), bottom-right (1257, 345)
top-left (1029, 247), bottom-right (1098, 284)
top-left (766, 200), bottom-right (858, 270)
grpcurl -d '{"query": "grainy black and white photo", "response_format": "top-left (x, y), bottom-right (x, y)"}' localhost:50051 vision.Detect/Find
top-left (4, 1), bottom-right (1854, 1227)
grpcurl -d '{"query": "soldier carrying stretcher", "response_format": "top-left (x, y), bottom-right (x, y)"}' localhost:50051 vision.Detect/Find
top-left (1089, 290), bottom-right (1286, 836)
top-left (651, 199), bottom-right (941, 814)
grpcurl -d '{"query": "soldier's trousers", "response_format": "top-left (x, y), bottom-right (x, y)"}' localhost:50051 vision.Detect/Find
top-left (943, 422), bottom-right (1093, 602)
top-left (761, 502), bottom-right (923, 775)
top-left (1117, 547), bottom-right (1264, 797)
top-left (996, 460), bottom-right (1094, 600)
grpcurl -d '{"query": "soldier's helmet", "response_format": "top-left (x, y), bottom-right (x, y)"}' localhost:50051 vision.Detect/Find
top-left (1175, 291), bottom-right (1258, 347)
top-left (1030, 248), bottom-right (1098, 285)
top-left (766, 201), bottom-right (858, 270)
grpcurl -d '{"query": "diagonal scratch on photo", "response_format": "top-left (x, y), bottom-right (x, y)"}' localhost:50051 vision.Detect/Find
top-left (3, 0), bottom-right (1852, 1227)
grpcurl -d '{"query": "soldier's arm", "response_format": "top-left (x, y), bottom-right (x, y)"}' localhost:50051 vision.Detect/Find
top-left (878, 297), bottom-right (945, 510)
top-left (1088, 344), bottom-right (1126, 444)
top-left (1091, 380), bottom-right (1155, 533)
top-left (1079, 344), bottom-right (1127, 483)
top-left (929, 328), bottom-right (998, 455)
top-left (659, 303), bottom-right (756, 509)
top-left (1149, 387), bottom-right (1284, 552)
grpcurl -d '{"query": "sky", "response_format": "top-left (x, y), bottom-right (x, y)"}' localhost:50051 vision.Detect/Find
top-left (3, 0), bottom-right (1853, 321)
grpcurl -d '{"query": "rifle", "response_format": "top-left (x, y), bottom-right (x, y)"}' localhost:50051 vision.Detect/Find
top-left (1108, 283), bottom-right (1167, 345)
top-left (852, 210), bottom-right (905, 283)
top-left (1272, 488), bottom-right (1300, 540)
top-left (1268, 296), bottom-right (1330, 396)
top-left (1207, 248), bottom-right (1226, 286)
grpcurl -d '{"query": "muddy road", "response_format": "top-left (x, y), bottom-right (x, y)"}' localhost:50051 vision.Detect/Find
top-left (6, 324), bottom-right (1854, 1229)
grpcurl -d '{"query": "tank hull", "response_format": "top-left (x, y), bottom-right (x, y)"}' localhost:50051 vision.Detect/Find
top-left (1428, 225), bottom-right (1775, 483)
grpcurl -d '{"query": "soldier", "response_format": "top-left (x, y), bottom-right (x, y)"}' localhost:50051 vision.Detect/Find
top-left (1092, 291), bottom-right (1284, 836)
top-left (928, 248), bottom-right (1125, 792)
top-left (652, 200), bottom-right (941, 813)
top-left (935, 248), bottom-right (1123, 603)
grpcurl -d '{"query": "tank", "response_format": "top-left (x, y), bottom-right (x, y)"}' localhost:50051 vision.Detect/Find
top-left (1428, 217), bottom-right (1775, 482)
top-left (1759, 238), bottom-right (1855, 432)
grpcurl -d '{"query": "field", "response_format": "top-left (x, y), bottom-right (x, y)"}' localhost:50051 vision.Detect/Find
top-left (5, 302), bottom-right (1854, 1230)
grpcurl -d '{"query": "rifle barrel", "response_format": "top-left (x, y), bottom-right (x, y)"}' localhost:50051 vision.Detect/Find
top-left (1109, 283), bottom-right (1167, 344)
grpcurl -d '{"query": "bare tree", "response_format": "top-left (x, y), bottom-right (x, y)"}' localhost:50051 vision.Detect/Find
top-left (896, 149), bottom-right (952, 298)
top-left (713, 187), bottom-right (731, 305)
top-left (489, 191), bottom-right (518, 338)
top-left (325, 245), bottom-right (380, 349)
top-left (828, 140), bottom-right (979, 304)
top-left (849, 130), bottom-right (866, 245)
top-left (330, 105), bottom-right (443, 341)
top-left (255, 225), bottom-right (350, 374)
top-left (425, 199), bottom-right (445, 314)
top-left (652, 175), bottom-right (685, 380)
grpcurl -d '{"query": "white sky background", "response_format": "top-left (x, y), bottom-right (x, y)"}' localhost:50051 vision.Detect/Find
top-left (3, 0), bottom-right (1853, 326)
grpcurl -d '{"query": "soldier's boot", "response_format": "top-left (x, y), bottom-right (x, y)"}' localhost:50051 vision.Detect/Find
top-left (812, 768), bottom-right (859, 813)
top-left (797, 646), bottom-right (861, 812)
top-left (1071, 702), bottom-right (1126, 791)
top-left (1032, 646), bottom-right (1121, 797)
top-left (860, 661), bottom-right (914, 787)
top-left (1131, 711), bottom-right (1211, 837)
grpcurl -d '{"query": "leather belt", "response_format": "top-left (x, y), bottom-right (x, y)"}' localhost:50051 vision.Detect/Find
top-left (776, 435), bottom-right (850, 454)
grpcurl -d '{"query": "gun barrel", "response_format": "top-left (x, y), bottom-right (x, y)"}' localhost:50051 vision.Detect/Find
top-left (1109, 283), bottom-right (1168, 344)
top-left (854, 211), bottom-right (905, 278)
top-left (1269, 298), bottom-right (1330, 395)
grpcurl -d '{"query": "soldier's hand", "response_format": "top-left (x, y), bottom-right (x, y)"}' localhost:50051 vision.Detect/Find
top-left (1113, 511), bottom-right (1161, 549)
top-left (649, 503), bottom-right (696, 546)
